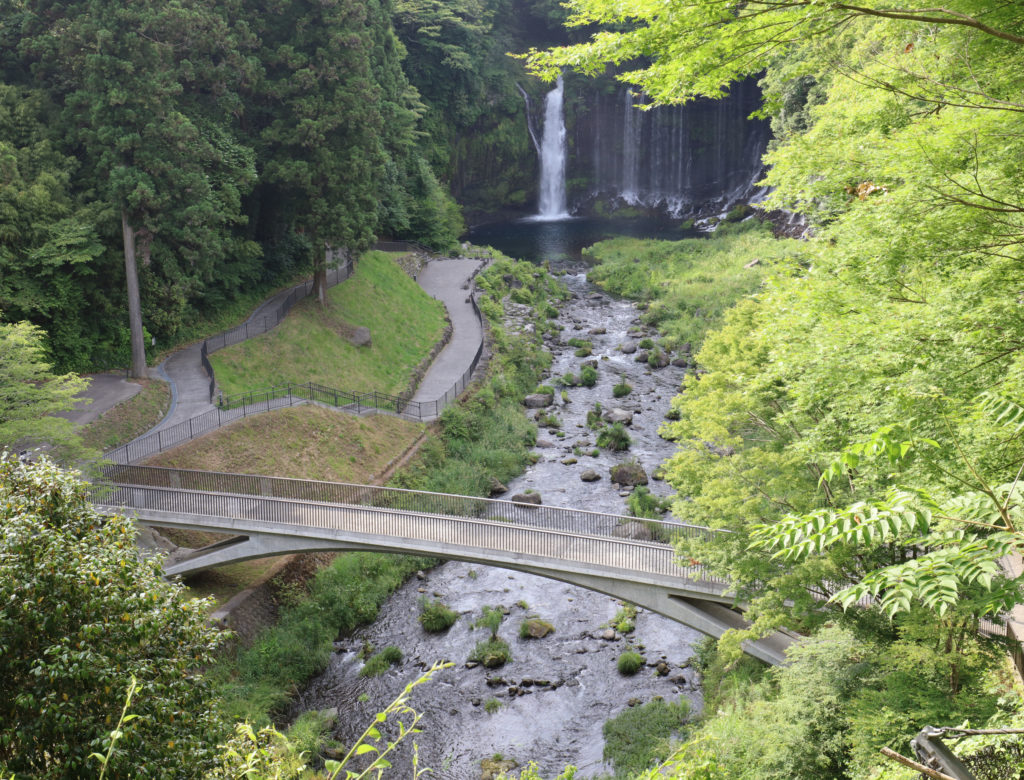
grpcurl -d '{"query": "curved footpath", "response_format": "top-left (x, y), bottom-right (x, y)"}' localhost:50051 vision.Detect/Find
top-left (78, 254), bottom-right (487, 455)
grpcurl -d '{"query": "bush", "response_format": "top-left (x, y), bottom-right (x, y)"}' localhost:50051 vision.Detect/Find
top-left (574, 346), bottom-right (593, 357)
top-left (586, 401), bottom-right (604, 428)
top-left (419, 598), bottom-right (458, 633)
top-left (617, 651), bottom-right (645, 676)
top-left (567, 338), bottom-right (591, 349)
top-left (469, 638), bottom-right (512, 668)
top-left (0, 455), bottom-right (227, 778)
top-left (484, 698), bottom-right (502, 714)
top-left (628, 486), bottom-right (671, 519)
top-left (580, 364), bottom-right (598, 387)
top-left (597, 422), bottom-right (632, 451)
top-left (639, 338), bottom-right (655, 349)
top-left (360, 646), bottom-right (403, 677)
top-left (559, 372), bottom-right (578, 387)
top-left (612, 378), bottom-right (633, 398)
top-left (536, 410), bottom-right (561, 428)
top-left (474, 606), bottom-right (505, 638)
top-left (613, 604), bottom-right (638, 634)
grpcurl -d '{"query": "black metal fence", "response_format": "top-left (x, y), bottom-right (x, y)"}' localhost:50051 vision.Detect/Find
top-left (373, 240), bottom-right (432, 255)
top-left (106, 296), bottom-right (486, 464)
top-left (199, 259), bottom-right (355, 402)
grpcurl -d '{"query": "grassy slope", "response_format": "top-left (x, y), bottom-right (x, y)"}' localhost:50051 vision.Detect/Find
top-left (585, 220), bottom-right (803, 350)
top-left (145, 405), bottom-right (423, 483)
top-left (209, 251), bottom-right (446, 397)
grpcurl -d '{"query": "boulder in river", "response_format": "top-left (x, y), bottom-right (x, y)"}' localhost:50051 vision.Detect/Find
top-left (510, 492), bottom-right (542, 506)
top-left (588, 326), bottom-right (607, 335)
top-left (488, 477), bottom-right (508, 496)
top-left (521, 619), bottom-right (555, 638)
top-left (602, 407), bottom-right (634, 426)
top-left (610, 462), bottom-right (649, 486)
top-left (671, 357), bottom-right (688, 368)
top-left (481, 757), bottom-right (518, 780)
top-left (580, 469), bottom-right (601, 482)
top-left (523, 393), bottom-right (553, 408)
top-left (635, 350), bottom-right (649, 363)
top-left (619, 340), bottom-right (638, 354)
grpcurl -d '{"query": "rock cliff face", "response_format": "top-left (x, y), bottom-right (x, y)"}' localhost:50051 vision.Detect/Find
top-left (564, 76), bottom-right (771, 217)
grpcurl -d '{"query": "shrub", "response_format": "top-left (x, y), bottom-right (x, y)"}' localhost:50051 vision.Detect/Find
top-left (580, 364), bottom-right (598, 387)
top-left (534, 384), bottom-right (554, 395)
top-left (638, 338), bottom-right (655, 349)
top-left (484, 698), bottom-right (502, 714)
top-left (559, 372), bottom-right (578, 387)
top-left (586, 401), bottom-right (604, 428)
top-left (613, 603), bottom-right (638, 634)
top-left (628, 486), bottom-right (670, 519)
top-left (536, 410), bottom-right (561, 428)
top-left (612, 378), bottom-right (633, 398)
top-left (567, 337), bottom-right (591, 349)
top-left (0, 455), bottom-right (227, 778)
top-left (617, 651), bottom-right (645, 675)
top-left (360, 645), bottom-right (403, 677)
top-left (469, 638), bottom-right (512, 668)
top-left (474, 606), bottom-right (505, 638)
top-left (574, 346), bottom-right (593, 357)
top-left (419, 598), bottom-right (458, 633)
top-left (597, 422), bottom-right (632, 451)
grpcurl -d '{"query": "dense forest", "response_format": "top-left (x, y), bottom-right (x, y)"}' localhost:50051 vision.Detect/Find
top-left (0, 0), bottom-right (567, 374)
top-left (4, 0), bottom-right (1024, 777)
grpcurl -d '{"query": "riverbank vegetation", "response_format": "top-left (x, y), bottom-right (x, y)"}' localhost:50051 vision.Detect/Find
top-left (530, 0), bottom-right (1024, 775)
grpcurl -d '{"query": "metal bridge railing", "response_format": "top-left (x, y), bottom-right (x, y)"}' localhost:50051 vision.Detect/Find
top-left (94, 482), bottom-right (720, 586)
top-left (100, 464), bottom-right (719, 551)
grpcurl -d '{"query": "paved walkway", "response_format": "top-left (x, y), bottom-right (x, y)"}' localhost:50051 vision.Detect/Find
top-left (59, 373), bottom-right (142, 426)
top-left (412, 258), bottom-right (485, 404)
top-left (75, 254), bottom-right (488, 444)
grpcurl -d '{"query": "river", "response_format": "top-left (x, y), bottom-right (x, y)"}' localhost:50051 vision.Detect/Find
top-left (293, 229), bottom-right (702, 779)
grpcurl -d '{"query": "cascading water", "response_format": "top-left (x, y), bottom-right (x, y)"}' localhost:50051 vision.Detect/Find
top-left (572, 77), bottom-right (771, 217)
top-left (535, 75), bottom-right (570, 220)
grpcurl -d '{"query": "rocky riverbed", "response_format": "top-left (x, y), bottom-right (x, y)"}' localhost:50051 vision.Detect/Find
top-left (292, 265), bottom-right (703, 779)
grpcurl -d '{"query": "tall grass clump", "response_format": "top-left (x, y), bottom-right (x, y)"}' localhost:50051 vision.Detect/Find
top-left (419, 598), bottom-right (458, 633)
top-left (360, 645), bottom-right (403, 677)
top-left (597, 422), bottom-right (632, 451)
top-left (617, 650), bottom-right (645, 676)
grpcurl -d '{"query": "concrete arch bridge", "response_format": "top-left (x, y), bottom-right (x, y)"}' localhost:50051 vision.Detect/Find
top-left (94, 465), bottom-right (797, 665)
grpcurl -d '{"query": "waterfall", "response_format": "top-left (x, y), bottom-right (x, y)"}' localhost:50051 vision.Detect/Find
top-left (535, 75), bottom-right (569, 220)
top-left (573, 78), bottom-right (770, 217)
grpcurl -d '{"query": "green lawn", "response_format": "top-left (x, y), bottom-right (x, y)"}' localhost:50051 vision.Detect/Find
top-left (209, 251), bottom-right (446, 398)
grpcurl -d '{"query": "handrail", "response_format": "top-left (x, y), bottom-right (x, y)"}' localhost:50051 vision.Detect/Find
top-left (93, 482), bottom-right (724, 586)
top-left (100, 464), bottom-right (715, 544)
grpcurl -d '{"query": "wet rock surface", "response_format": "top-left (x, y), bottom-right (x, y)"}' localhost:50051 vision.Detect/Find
top-left (293, 264), bottom-right (702, 779)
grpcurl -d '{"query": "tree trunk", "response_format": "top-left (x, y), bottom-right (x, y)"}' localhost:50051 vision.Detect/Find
top-left (122, 212), bottom-right (148, 379)
top-left (311, 239), bottom-right (328, 307)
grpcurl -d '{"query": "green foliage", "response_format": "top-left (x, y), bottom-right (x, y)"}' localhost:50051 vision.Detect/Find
top-left (612, 603), bottom-right (637, 634)
top-left (0, 454), bottom-right (227, 778)
top-left (583, 224), bottom-right (791, 350)
top-left (638, 338), bottom-right (655, 350)
top-left (579, 364), bottom-right (598, 387)
top-left (616, 651), bottom-right (645, 676)
top-left (0, 320), bottom-right (93, 463)
top-left (469, 638), bottom-right (512, 669)
top-left (602, 697), bottom-right (691, 777)
top-left (484, 698), bottom-right (502, 715)
top-left (211, 662), bottom-right (450, 779)
top-left (473, 606), bottom-right (505, 639)
top-left (418, 598), bottom-right (459, 633)
top-left (519, 618), bottom-right (555, 639)
top-left (586, 401), bottom-right (604, 428)
top-left (628, 487), bottom-right (671, 520)
top-left (597, 422), bottom-right (632, 451)
top-left (360, 646), bottom-right (403, 678)
top-left (612, 378), bottom-right (633, 398)
top-left (224, 552), bottom-right (431, 724)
